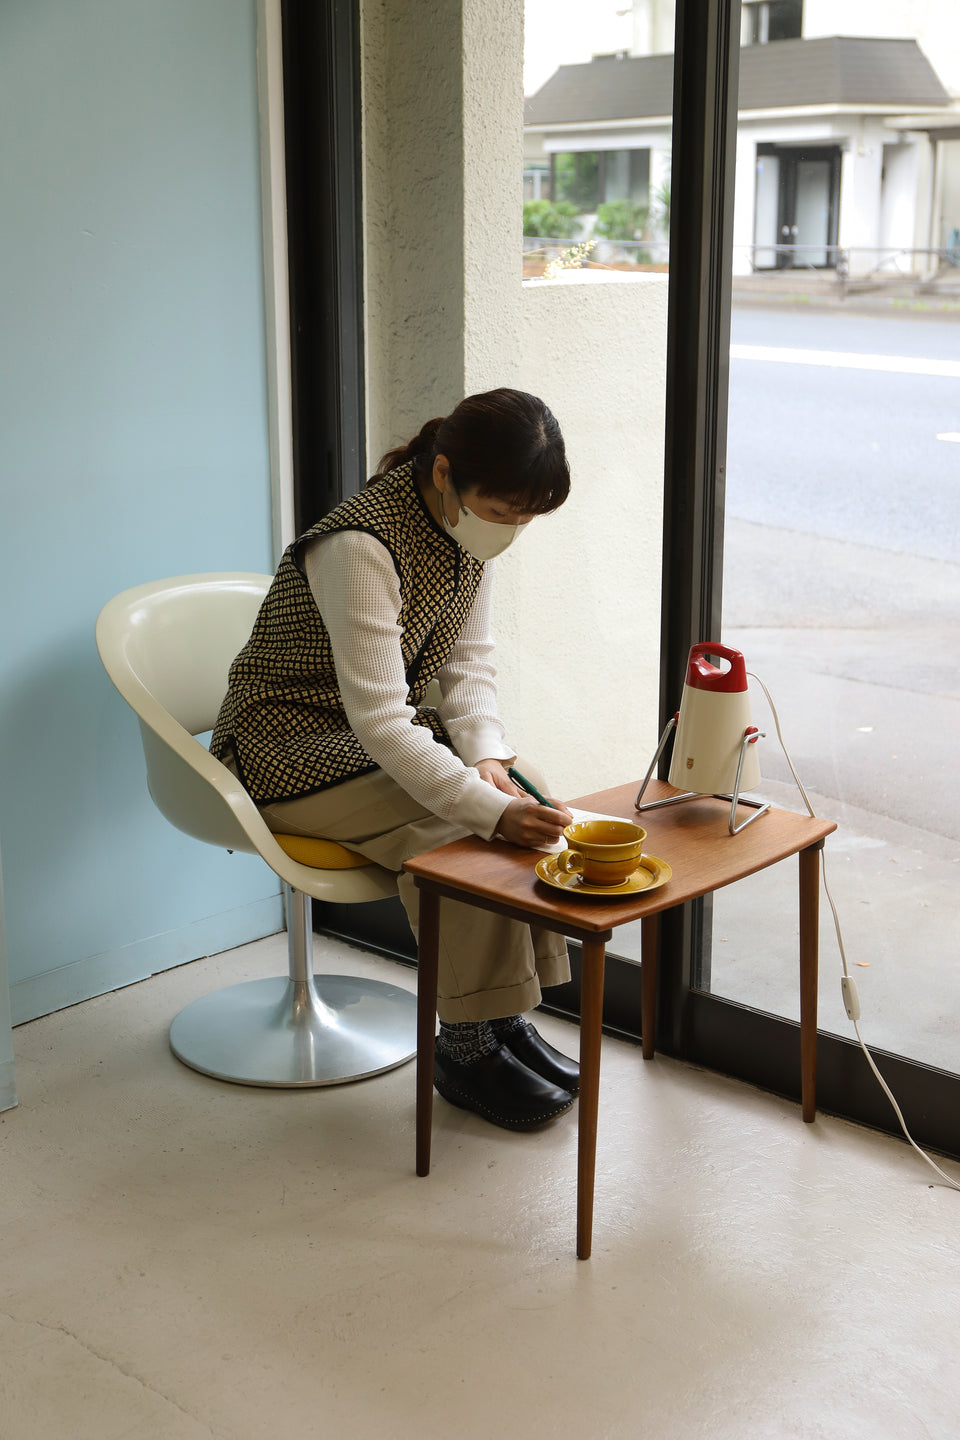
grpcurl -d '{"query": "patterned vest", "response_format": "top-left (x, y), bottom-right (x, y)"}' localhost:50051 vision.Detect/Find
top-left (210, 463), bottom-right (485, 804)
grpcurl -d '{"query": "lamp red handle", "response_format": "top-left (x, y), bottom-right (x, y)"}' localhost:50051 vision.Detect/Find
top-left (685, 642), bottom-right (749, 694)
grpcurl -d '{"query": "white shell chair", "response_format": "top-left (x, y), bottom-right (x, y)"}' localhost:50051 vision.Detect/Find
top-left (96, 573), bottom-right (416, 1087)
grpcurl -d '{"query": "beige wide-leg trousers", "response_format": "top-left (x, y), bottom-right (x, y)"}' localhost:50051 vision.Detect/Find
top-left (248, 763), bottom-right (571, 1023)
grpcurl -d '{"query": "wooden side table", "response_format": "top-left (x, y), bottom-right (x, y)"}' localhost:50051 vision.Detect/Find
top-left (403, 779), bottom-right (836, 1259)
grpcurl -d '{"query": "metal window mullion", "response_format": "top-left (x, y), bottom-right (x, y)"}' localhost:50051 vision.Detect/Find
top-left (281, 0), bottom-right (366, 530)
top-left (656, 0), bottom-right (742, 1050)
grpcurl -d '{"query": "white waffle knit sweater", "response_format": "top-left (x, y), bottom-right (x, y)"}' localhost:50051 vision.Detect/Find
top-left (303, 530), bottom-right (515, 840)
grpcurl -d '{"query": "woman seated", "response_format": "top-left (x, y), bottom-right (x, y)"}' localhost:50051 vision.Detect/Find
top-left (212, 388), bottom-right (579, 1131)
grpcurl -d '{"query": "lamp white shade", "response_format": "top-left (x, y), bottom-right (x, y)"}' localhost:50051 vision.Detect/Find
top-left (668, 675), bottom-right (761, 794)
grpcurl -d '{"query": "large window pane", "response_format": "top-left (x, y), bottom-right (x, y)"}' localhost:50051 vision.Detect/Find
top-left (708, 4), bottom-right (960, 1074)
top-left (517, 1), bottom-right (669, 850)
top-left (524, 5), bottom-right (671, 273)
top-left (542, 2), bottom-right (960, 1090)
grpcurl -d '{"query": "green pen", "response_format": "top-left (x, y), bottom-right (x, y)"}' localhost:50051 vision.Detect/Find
top-left (508, 766), bottom-right (554, 809)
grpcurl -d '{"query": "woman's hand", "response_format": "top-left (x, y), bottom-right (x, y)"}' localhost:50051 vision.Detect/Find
top-left (497, 796), bottom-right (573, 849)
top-left (475, 758), bottom-right (523, 796)
top-left (475, 759), bottom-right (572, 848)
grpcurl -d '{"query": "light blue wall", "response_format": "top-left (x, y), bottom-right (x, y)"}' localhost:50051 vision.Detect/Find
top-left (0, 851), bottom-right (15, 1110)
top-left (0, 0), bottom-right (282, 1024)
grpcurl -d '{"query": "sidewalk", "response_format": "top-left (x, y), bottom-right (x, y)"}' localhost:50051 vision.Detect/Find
top-left (732, 268), bottom-right (960, 317)
top-left (720, 519), bottom-right (959, 1074)
top-left (612, 517), bottom-right (959, 1075)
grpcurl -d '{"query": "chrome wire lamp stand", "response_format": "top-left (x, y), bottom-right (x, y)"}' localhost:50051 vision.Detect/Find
top-left (635, 643), bottom-right (771, 836)
top-left (635, 715), bottom-right (770, 835)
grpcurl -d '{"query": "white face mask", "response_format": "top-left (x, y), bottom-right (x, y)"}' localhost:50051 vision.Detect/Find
top-left (442, 489), bottom-right (529, 561)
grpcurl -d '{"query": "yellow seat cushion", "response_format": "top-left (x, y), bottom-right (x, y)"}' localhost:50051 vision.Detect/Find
top-left (272, 833), bottom-right (372, 869)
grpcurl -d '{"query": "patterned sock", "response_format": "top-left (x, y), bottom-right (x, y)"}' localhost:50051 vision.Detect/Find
top-left (489, 1013), bottom-right (526, 1041)
top-left (437, 1020), bottom-right (499, 1065)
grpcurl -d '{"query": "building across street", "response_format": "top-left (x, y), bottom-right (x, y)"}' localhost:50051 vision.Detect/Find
top-left (524, 0), bottom-right (960, 282)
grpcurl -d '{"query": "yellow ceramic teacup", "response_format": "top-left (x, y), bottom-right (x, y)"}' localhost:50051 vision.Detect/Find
top-left (557, 819), bottom-right (647, 887)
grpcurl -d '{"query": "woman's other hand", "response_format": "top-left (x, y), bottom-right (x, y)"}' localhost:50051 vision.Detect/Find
top-left (497, 796), bottom-right (573, 849)
top-left (475, 758), bottom-right (522, 795)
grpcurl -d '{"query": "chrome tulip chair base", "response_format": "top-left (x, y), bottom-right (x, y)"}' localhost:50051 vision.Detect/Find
top-left (169, 886), bottom-right (418, 1087)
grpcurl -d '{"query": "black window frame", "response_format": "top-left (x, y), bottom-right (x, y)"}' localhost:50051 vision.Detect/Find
top-left (654, 0), bottom-right (960, 1161)
top-left (281, 0), bottom-right (366, 535)
top-left (287, 0), bottom-right (960, 1163)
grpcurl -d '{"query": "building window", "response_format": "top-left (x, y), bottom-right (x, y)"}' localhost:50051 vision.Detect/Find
top-left (523, 162), bottom-right (549, 202)
top-left (604, 149), bottom-right (650, 207)
top-left (741, 0), bottom-right (802, 45)
top-left (552, 151), bottom-right (601, 210)
top-left (551, 149), bottom-right (650, 211)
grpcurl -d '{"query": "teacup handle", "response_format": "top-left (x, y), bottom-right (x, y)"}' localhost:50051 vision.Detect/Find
top-left (556, 849), bottom-right (583, 875)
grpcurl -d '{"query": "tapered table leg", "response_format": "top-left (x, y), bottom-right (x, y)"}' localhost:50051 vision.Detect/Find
top-left (798, 843), bottom-right (822, 1123)
top-left (577, 937), bottom-right (607, 1260)
top-left (416, 885), bottom-right (441, 1176)
top-left (641, 913), bottom-right (658, 1060)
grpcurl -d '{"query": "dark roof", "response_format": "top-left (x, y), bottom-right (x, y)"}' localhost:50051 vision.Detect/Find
top-left (524, 37), bottom-right (950, 125)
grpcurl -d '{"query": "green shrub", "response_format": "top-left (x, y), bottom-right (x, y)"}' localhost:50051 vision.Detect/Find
top-left (523, 199), bottom-right (580, 239)
top-left (651, 180), bottom-right (671, 237)
top-left (552, 152), bottom-right (600, 210)
top-left (593, 200), bottom-right (650, 243)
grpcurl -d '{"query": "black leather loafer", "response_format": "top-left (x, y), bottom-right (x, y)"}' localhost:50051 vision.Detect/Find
top-left (499, 1021), bottom-right (580, 1095)
top-left (433, 1042), bottom-right (575, 1131)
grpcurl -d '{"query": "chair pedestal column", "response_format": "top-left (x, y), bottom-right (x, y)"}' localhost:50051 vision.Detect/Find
top-left (169, 886), bottom-right (417, 1087)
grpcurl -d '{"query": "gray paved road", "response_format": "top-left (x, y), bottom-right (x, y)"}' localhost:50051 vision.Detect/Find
top-left (709, 307), bottom-right (960, 1067)
top-left (722, 306), bottom-right (960, 840)
top-left (727, 310), bottom-right (960, 563)
top-left (732, 307), bottom-right (960, 360)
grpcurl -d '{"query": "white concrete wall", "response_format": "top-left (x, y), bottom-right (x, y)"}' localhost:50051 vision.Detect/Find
top-left (732, 130), bottom-right (760, 273)
top-left (360, 0), bottom-right (470, 466)
top-left (361, 2), bottom-right (665, 802)
top-left (361, 0), bottom-right (523, 466)
top-left (542, 128), bottom-right (668, 154)
top-left (838, 121), bottom-right (887, 265)
top-left (496, 272), bottom-right (667, 798)
top-left (880, 140), bottom-right (922, 258)
top-left (463, 0), bottom-right (525, 390)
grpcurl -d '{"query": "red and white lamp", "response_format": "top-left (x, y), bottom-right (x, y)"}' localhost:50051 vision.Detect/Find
top-left (636, 643), bottom-right (770, 834)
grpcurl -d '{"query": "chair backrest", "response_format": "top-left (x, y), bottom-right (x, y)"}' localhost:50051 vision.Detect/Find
top-left (97, 573), bottom-right (399, 902)
top-left (96, 574), bottom-right (271, 851)
top-left (103, 573), bottom-right (269, 734)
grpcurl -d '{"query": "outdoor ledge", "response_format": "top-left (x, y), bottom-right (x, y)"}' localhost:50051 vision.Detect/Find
top-left (523, 268), bottom-right (668, 285)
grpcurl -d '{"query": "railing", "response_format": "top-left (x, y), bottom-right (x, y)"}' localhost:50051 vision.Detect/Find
top-left (523, 236), bottom-right (960, 295)
top-left (735, 244), bottom-right (960, 295)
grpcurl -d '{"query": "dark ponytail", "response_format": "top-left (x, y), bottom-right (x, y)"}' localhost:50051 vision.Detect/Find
top-left (371, 416), bottom-right (445, 483)
top-left (370, 389), bottom-right (570, 516)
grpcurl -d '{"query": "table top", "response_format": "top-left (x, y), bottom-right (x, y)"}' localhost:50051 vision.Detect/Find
top-left (403, 779), bottom-right (836, 939)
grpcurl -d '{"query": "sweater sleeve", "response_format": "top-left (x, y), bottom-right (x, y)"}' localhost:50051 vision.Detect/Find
top-left (302, 530), bottom-right (512, 840)
top-left (433, 562), bottom-right (516, 769)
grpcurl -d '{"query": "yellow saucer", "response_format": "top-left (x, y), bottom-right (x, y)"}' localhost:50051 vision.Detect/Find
top-left (535, 851), bottom-right (672, 898)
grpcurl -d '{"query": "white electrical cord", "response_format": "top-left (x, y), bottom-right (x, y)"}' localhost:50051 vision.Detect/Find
top-left (748, 671), bottom-right (960, 1193)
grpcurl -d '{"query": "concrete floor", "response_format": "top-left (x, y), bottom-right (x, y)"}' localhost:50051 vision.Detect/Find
top-left (2, 931), bottom-right (960, 1439)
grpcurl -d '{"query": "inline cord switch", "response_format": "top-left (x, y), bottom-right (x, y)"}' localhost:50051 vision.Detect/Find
top-left (749, 668), bottom-right (960, 1194)
top-left (840, 975), bottom-right (861, 1022)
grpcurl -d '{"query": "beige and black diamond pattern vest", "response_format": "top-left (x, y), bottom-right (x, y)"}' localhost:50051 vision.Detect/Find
top-left (210, 463), bottom-right (485, 805)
